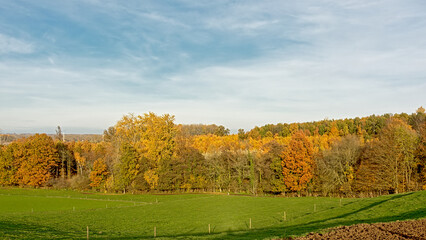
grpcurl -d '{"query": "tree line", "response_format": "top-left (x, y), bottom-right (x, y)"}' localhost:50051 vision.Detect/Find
top-left (0, 108), bottom-right (425, 196)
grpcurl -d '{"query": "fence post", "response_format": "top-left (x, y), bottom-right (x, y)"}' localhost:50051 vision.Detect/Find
top-left (209, 224), bottom-right (211, 234)
top-left (249, 218), bottom-right (252, 229)
top-left (87, 226), bottom-right (89, 240)
top-left (154, 226), bottom-right (156, 238)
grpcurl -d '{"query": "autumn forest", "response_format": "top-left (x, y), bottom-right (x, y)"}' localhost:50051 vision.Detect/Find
top-left (1, 108), bottom-right (425, 196)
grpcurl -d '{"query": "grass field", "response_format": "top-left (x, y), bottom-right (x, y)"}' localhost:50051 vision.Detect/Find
top-left (0, 188), bottom-right (425, 239)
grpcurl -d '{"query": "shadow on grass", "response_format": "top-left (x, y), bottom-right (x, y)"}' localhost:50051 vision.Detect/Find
top-left (300, 192), bottom-right (414, 227)
top-left (210, 207), bottom-right (426, 240)
top-left (105, 192), bottom-right (425, 240)
top-left (2, 192), bottom-right (423, 239)
top-left (117, 209), bottom-right (425, 240)
top-left (0, 220), bottom-right (78, 239)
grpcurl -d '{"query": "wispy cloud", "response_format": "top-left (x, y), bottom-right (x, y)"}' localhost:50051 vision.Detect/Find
top-left (0, 0), bottom-right (425, 133)
top-left (0, 34), bottom-right (34, 54)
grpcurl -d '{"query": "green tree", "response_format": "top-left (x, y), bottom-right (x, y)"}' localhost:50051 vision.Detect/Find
top-left (116, 143), bottom-right (140, 192)
top-left (416, 122), bottom-right (426, 189)
top-left (214, 125), bottom-right (230, 136)
top-left (355, 119), bottom-right (418, 193)
top-left (238, 129), bottom-right (248, 140)
top-left (316, 135), bottom-right (361, 194)
top-left (168, 135), bottom-right (207, 191)
top-left (409, 107), bottom-right (426, 133)
top-left (256, 141), bottom-right (285, 194)
top-left (0, 145), bottom-right (16, 185)
top-left (56, 141), bottom-right (74, 179)
top-left (103, 126), bottom-right (117, 142)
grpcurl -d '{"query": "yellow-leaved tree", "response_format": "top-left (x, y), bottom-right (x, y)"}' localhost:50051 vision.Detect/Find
top-left (114, 112), bottom-right (177, 190)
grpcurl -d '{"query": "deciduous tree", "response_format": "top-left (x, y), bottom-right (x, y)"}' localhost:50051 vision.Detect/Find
top-left (355, 119), bottom-right (418, 193)
top-left (14, 134), bottom-right (60, 187)
top-left (89, 158), bottom-right (109, 189)
top-left (316, 135), bottom-right (361, 194)
top-left (0, 145), bottom-right (16, 185)
top-left (116, 143), bottom-right (140, 191)
top-left (281, 131), bottom-right (314, 193)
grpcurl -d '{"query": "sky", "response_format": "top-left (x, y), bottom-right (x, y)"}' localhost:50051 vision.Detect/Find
top-left (0, 0), bottom-right (425, 134)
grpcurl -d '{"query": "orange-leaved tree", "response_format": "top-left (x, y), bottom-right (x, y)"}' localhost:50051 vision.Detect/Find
top-left (281, 130), bottom-right (314, 193)
top-left (89, 158), bottom-right (109, 189)
top-left (14, 134), bottom-right (60, 187)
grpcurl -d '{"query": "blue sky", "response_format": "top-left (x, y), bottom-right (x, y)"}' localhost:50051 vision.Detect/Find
top-left (0, 0), bottom-right (425, 133)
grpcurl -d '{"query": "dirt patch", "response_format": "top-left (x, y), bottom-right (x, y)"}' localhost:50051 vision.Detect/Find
top-left (293, 219), bottom-right (426, 240)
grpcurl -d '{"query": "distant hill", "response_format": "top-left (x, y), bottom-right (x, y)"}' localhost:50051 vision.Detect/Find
top-left (0, 133), bottom-right (102, 145)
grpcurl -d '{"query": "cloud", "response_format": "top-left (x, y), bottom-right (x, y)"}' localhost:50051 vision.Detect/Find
top-left (0, 0), bottom-right (425, 133)
top-left (206, 18), bottom-right (281, 32)
top-left (0, 34), bottom-right (34, 54)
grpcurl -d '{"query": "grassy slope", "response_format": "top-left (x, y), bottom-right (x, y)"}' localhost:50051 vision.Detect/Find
top-left (0, 188), bottom-right (425, 239)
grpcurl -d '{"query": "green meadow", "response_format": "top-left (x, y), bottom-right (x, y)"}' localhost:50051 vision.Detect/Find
top-left (0, 188), bottom-right (425, 239)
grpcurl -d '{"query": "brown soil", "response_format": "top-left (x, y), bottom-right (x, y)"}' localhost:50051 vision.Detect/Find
top-left (293, 219), bottom-right (426, 240)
